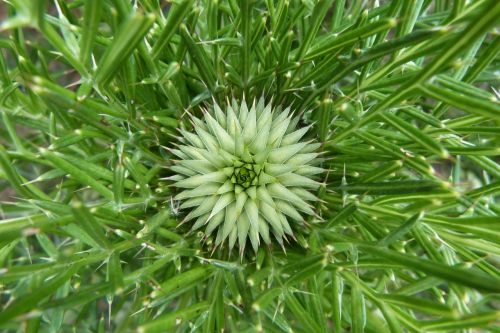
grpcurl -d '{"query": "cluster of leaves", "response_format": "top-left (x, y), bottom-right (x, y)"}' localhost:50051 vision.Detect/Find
top-left (0, 0), bottom-right (499, 332)
top-left (171, 98), bottom-right (325, 256)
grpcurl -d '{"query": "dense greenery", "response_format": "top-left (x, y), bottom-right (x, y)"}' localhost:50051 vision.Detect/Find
top-left (0, 0), bottom-right (499, 332)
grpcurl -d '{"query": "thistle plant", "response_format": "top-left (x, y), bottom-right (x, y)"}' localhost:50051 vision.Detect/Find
top-left (1, 0), bottom-right (500, 333)
top-left (171, 98), bottom-right (322, 254)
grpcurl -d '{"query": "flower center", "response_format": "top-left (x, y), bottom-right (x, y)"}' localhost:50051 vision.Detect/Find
top-left (231, 163), bottom-right (259, 188)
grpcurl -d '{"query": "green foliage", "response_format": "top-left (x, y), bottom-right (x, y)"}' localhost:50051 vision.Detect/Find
top-left (0, 0), bottom-right (499, 332)
top-left (171, 98), bottom-right (323, 255)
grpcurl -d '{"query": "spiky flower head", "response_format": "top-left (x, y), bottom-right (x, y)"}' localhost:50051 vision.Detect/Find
top-left (170, 98), bottom-right (323, 255)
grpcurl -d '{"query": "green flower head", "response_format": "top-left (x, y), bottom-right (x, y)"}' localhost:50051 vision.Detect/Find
top-left (170, 98), bottom-right (323, 255)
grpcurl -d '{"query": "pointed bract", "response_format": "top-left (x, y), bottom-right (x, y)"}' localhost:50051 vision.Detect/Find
top-left (170, 99), bottom-right (323, 256)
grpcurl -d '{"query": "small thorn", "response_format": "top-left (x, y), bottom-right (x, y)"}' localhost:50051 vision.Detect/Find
top-left (210, 245), bottom-right (218, 257)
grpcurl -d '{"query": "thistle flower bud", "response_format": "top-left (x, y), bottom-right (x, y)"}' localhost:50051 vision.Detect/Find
top-left (171, 98), bottom-right (323, 255)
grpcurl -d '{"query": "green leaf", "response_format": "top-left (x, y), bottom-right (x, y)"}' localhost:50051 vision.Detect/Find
top-left (380, 112), bottom-right (449, 158)
top-left (95, 12), bottom-right (155, 85)
top-left (152, 266), bottom-right (214, 299)
top-left (151, 0), bottom-right (194, 60)
top-left (337, 180), bottom-right (443, 195)
top-left (284, 292), bottom-right (323, 333)
top-left (79, 0), bottom-right (102, 66)
top-left (351, 282), bottom-right (366, 333)
top-left (40, 149), bottom-right (114, 200)
top-left (180, 24), bottom-right (217, 92)
top-left (0, 264), bottom-right (81, 325)
top-left (305, 18), bottom-right (396, 60)
top-left (358, 244), bottom-right (500, 292)
top-left (71, 200), bottom-right (110, 249)
top-left (0, 145), bottom-right (40, 199)
top-left (419, 312), bottom-right (499, 332)
top-left (420, 84), bottom-right (500, 120)
top-left (138, 302), bottom-right (209, 333)
top-left (378, 213), bottom-right (422, 246)
top-left (107, 251), bottom-right (124, 293)
top-left (377, 294), bottom-right (454, 316)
